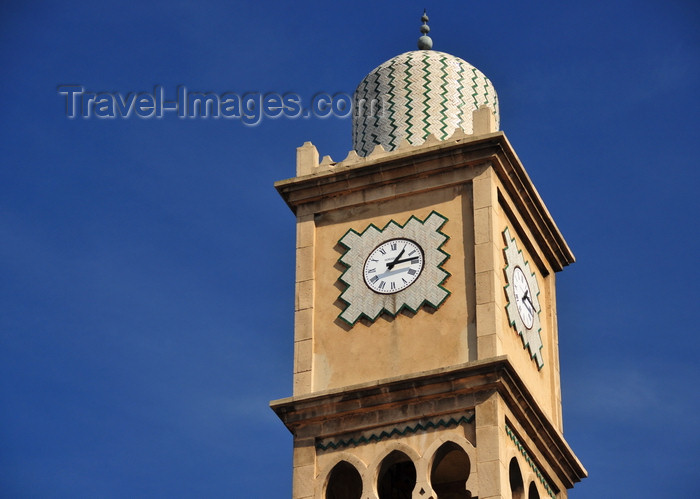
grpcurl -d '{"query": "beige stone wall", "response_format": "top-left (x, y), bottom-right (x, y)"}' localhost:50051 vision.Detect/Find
top-left (310, 184), bottom-right (475, 392)
top-left (291, 156), bottom-right (564, 428)
top-left (460, 162), bottom-right (563, 431)
top-left (493, 177), bottom-right (563, 431)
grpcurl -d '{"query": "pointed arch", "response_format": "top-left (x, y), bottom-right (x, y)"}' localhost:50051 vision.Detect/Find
top-left (318, 452), bottom-right (369, 499)
top-left (509, 457), bottom-right (525, 499)
top-left (429, 441), bottom-right (471, 498)
top-left (325, 460), bottom-right (362, 499)
top-left (423, 433), bottom-right (478, 497)
top-left (528, 481), bottom-right (540, 499)
top-left (376, 449), bottom-right (417, 499)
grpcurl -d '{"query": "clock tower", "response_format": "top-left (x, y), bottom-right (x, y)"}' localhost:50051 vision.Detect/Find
top-left (271, 13), bottom-right (586, 499)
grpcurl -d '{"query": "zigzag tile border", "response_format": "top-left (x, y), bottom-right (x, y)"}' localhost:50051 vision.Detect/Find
top-left (337, 211), bottom-right (451, 326)
top-left (317, 413), bottom-right (475, 451)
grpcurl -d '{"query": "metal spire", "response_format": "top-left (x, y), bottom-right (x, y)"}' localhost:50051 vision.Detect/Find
top-left (417, 9), bottom-right (433, 50)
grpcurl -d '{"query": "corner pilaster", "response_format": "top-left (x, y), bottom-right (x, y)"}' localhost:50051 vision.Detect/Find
top-left (473, 166), bottom-right (504, 361)
top-left (294, 209), bottom-right (315, 395)
top-left (292, 437), bottom-right (315, 499)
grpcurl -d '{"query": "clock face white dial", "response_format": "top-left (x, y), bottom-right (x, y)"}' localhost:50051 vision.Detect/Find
top-left (512, 266), bottom-right (535, 329)
top-left (363, 239), bottom-right (424, 294)
top-left (503, 227), bottom-right (543, 369)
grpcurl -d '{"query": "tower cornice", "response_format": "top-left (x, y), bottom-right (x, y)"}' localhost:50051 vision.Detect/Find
top-left (270, 356), bottom-right (587, 490)
top-left (275, 131), bottom-right (574, 272)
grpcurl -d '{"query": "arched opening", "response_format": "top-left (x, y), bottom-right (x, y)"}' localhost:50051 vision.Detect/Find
top-left (326, 460), bottom-right (363, 499)
top-left (528, 481), bottom-right (540, 499)
top-left (509, 457), bottom-right (524, 499)
top-left (430, 441), bottom-right (471, 498)
top-left (377, 450), bottom-right (417, 499)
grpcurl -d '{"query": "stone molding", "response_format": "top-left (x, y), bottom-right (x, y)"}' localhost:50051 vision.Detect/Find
top-left (270, 356), bottom-right (587, 489)
top-left (316, 413), bottom-right (475, 451)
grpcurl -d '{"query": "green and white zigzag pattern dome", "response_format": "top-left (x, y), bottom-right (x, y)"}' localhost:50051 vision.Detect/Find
top-left (352, 50), bottom-right (499, 157)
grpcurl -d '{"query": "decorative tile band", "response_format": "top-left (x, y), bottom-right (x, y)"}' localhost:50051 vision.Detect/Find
top-left (505, 423), bottom-right (557, 498)
top-left (317, 413), bottom-right (474, 451)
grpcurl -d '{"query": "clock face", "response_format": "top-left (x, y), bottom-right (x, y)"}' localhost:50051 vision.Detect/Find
top-left (512, 266), bottom-right (534, 329)
top-left (363, 239), bottom-right (424, 294)
top-left (503, 227), bottom-right (544, 369)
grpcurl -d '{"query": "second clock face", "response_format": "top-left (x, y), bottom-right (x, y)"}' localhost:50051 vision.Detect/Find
top-left (363, 238), bottom-right (424, 294)
top-left (512, 266), bottom-right (535, 329)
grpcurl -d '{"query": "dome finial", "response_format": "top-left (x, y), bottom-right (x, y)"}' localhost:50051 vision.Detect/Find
top-left (417, 9), bottom-right (433, 50)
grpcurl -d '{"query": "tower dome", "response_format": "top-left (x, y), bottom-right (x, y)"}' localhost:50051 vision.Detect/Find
top-left (352, 14), bottom-right (499, 157)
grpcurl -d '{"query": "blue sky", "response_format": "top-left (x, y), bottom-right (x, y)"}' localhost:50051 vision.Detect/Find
top-left (1, 1), bottom-right (698, 497)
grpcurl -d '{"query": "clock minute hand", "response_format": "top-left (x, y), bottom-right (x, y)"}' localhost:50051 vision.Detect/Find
top-left (390, 256), bottom-right (420, 266)
top-left (386, 248), bottom-right (405, 270)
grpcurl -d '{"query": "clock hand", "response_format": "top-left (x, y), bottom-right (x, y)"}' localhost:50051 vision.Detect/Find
top-left (390, 256), bottom-right (420, 266)
top-left (386, 248), bottom-right (405, 270)
top-left (522, 290), bottom-right (535, 313)
top-left (377, 265), bottom-right (415, 279)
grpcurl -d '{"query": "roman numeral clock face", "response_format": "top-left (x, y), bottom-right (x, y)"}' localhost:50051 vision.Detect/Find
top-left (363, 239), bottom-right (424, 294)
top-left (503, 227), bottom-right (544, 369)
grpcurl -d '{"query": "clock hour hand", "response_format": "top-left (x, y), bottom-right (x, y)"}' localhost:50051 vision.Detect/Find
top-left (386, 248), bottom-right (405, 270)
top-left (522, 290), bottom-right (535, 313)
